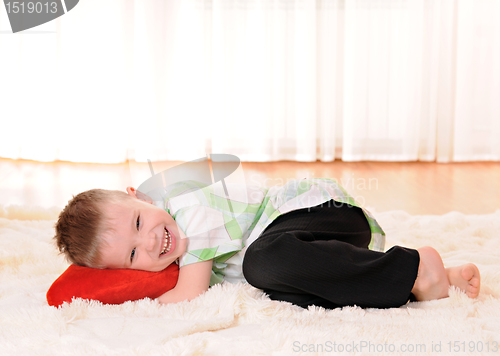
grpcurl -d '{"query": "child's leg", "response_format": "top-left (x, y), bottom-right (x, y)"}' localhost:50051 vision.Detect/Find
top-left (243, 202), bottom-right (420, 309)
top-left (243, 230), bottom-right (420, 309)
top-left (412, 246), bottom-right (480, 300)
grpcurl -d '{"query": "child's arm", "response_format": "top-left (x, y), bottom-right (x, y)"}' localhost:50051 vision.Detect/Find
top-left (156, 260), bottom-right (213, 304)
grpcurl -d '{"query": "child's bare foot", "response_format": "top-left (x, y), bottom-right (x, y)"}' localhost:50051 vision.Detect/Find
top-left (446, 264), bottom-right (481, 298)
top-left (411, 247), bottom-right (450, 301)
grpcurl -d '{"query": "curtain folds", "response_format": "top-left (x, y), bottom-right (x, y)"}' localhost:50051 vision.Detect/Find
top-left (1, 0), bottom-right (499, 163)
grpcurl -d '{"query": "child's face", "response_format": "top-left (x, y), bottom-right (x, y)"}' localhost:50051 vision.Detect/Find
top-left (99, 193), bottom-right (187, 272)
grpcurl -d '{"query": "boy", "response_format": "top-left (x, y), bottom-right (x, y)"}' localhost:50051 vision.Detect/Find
top-left (54, 179), bottom-right (480, 309)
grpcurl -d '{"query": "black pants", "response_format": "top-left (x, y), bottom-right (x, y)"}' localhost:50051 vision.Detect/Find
top-left (242, 200), bottom-right (420, 309)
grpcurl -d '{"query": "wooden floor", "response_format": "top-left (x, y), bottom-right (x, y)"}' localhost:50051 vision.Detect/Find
top-left (1, 158), bottom-right (499, 216)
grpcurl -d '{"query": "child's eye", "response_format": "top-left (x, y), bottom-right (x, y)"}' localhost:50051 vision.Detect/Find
top-left (130, 248), bottom-right (136, 262)
top-left (136, 215), bottom-right (140, 230)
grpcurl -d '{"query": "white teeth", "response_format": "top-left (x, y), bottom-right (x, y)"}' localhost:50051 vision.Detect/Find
top-left (160, 228), bottom-right (172, 256)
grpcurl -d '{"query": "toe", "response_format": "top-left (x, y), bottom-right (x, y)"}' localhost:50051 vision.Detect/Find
top-left (461, 264), bottom-right (474, 281)
top-left (463, 264), bottom-right (481, 298)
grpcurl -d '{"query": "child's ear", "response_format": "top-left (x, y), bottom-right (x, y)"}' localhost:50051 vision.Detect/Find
top-left (126, 187), bottom-right (138, 198)
top-left (126, 187), bottom-right (153, 204)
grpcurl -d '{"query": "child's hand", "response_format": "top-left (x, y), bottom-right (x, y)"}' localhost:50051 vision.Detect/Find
top-left (156, 260), bottom-right (213, 304)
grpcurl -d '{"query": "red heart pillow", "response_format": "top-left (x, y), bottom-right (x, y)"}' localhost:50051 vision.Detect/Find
top-left (46, 263), bottom-right (179, 307)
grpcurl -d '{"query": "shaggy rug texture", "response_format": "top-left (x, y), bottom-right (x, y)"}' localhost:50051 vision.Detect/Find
top-left (1, 206), bottom-right (499, 356)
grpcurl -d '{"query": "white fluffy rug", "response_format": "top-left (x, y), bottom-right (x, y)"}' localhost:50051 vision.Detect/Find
top-left (1, 207), bottom-right (500, 356)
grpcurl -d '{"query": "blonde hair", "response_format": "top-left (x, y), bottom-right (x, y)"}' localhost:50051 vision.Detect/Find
top-left (54, 189), bottom-right (129, 268)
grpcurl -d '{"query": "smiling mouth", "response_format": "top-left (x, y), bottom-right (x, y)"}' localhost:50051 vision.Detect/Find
top-left (160, 228), bottom-right (172, 256)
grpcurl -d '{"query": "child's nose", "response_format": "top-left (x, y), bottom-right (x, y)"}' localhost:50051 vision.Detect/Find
top-left (143, 231), bottom-right (157, 252)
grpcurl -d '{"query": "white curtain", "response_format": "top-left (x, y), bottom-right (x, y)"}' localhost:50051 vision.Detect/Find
top-left (1, 0), bottom-right (499, 163)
